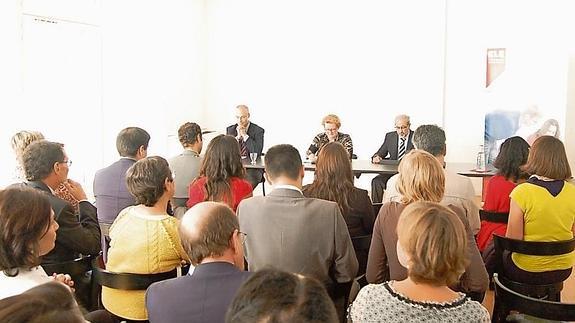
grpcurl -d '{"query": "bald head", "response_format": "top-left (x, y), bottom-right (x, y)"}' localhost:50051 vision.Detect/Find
top-left (179, 202), bottom-right (240, 266)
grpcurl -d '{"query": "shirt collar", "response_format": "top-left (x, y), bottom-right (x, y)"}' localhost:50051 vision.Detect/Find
top-left (273, 184), bottom-right (303, 194)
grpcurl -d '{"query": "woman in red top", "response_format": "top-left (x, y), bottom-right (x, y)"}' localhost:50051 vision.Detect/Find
top-left (187, 135), bottom-right (253, 212)
top-left (477, 136), bottom-right (530, 253)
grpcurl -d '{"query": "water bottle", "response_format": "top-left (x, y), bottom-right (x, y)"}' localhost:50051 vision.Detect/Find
top-left (476, 145), bottom-right (486, 171)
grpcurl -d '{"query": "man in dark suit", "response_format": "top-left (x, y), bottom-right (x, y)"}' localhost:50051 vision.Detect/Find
top-left (237, 144), bottom-right (357, 319)
top-left (226, 104), bottom-right (265, 189)
top-left (93, 127), bottom-right (150, 259)
top-left (146, 201), bottom-right (251, 323)
top-left (370, 114), bottom-right (415, 203)
top-left (22, 140), bottom-right (100, 264)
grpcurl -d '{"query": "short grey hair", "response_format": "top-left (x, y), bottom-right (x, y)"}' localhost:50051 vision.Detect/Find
top-left (412, 124), bottom-right (446, 157)
top-left (395, 114), bottom-right (410, 125)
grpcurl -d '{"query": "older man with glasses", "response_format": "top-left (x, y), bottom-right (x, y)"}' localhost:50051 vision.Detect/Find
top-left (370, 114), bottom-right (415, 203)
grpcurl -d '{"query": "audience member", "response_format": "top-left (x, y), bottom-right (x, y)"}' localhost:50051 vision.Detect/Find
top-left (303, 142), bottom-right (374, 273)
top-left (93, 127), bottom-right (150, 241)
top-left (237, 144), bottom-right (357, 318)
top-left (226, 269), bottom-right (338, 323)
top-left (476, 137), bottom-right (529, 261)
top-left (103, 156), bottom-right (190, 321)
top-left (367, 150), bottom-right (488, 299)
top-left (307, 114), bottom-right (353, 162)
top-left (0, 282), bottom-right (85, 323)
top-left (0, 187), bottom-right (73, 300)
top-left (370, 114), bottom-right (414, 203)
top-left (169, 122), bottom-right (203, 217)
top-left (146, 202), bottom-right (251, 323)
top-left (505, 136), bottom-right (575, 284)
top-left (226, 104), bottom-right (265, 189)
top-left (350, 202), bottom-right (490, 322)
top-left (187, 134), bottom-right (253, 212)
top-left (21, 140), bottom-right (100, 264)
top-left (11, 130), bottom-right (79, 211)
top-left (383, 124), bottom-right (481, 234)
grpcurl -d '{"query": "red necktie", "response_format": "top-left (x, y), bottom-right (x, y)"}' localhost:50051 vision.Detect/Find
top-left (238, 137), bottom-right (248, 158)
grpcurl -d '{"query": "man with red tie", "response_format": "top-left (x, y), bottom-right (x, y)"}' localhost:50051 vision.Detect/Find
top-left (226, 105), bottom-right (265, 189)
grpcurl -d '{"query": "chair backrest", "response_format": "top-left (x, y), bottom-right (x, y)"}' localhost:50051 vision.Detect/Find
top-left (42, 255), bottom-right (92, 277)
top-left (479, 210), bottom-right (509, 223)
top-left (372, 203), bottom-right (383, 216)
top-left (492, 234), bottom-right (575, 257)
top-left (91, 255), bottom-right (179, 291)
top-left (493, 273), bottom-right (575, 322)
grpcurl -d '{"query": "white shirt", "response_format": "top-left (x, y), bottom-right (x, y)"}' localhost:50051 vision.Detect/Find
top-left (383, 170), bottom-right (480, 234)
top-left (0, 266), bottom-right (51, 300)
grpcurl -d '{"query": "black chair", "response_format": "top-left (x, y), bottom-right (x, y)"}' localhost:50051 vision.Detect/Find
top-left (492, 235), bottom-right (575, 303)
top-left (493, 273), bottom-right (575, 322)
top-left (351, 234), bottom-right (371, 287)
top-left (42, 255), bottom-right (95, 310)
top-left (328, 281), bottom-right (353, 323)
top-left (479, 209), bottom-right (509, 223)
top-left (372, 203), bottom-right (383, 216)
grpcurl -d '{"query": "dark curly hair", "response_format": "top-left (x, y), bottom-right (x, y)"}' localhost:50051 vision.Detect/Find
top-left (195, 135), bottom-right (245, 204)
top-left (126, 156), bottom-right (173, 207)
top-left (493, 136), bottom-right (530, 181)
top-left (0, 187), bottom-right (52, 276)
top-left (178, 122), bottom-right (202, 147)
top-left (22, 140), bottom-right (65, 181)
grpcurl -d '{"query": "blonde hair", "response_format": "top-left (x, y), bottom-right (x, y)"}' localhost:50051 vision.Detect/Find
top-left (396, 150), bottom-right (444, 204)
top-left (397, 201), bottom-right (468, 286)
top-left (321, 114), bottom-right (341, 129)
top-left (11, 131), bottom-right (45, 164)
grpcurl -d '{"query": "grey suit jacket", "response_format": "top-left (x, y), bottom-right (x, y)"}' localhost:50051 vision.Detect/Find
top-left (168, 150), bottom-right (202, 207)
top-left (93, 158), bottom-right (136, 224)
top-left (20, 181), bottom-right (101, 264)
top-left (237, 188), bottom-right (358, 287)
top-left (146, 262), bottom-right (252, 323)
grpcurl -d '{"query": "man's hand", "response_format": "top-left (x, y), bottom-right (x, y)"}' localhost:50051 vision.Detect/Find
top-left (372, 156), bottom-right (382, 164)
top-left (236, 125), bottom-right (247, 138)
top-left (63, 179), bottom-right (88, 201)
top-left (53, 273), bottom-right (75, 292)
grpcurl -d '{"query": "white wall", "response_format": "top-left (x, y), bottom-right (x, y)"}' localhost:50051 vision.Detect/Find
top-left (203, 0), bottom-right (446, 160)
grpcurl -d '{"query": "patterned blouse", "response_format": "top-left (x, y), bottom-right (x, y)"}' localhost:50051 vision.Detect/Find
top-left (349, 281), bottom-right (490, 323)
top-left (306, 132), bottom-right (353, 157)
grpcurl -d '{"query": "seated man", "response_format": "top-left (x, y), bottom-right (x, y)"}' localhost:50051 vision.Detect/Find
top-left (226, 104), bottom-right (265, 189)
top-left (168, 122), bottom-right (203, 218)
top-left (370, 114), bottom-right (414, 203)
top-left (237, 144), bottom-right (358, 315)
top-left (146, 202), bottom-right (251, 323)
top-left (383, 124), bottom-right (481, 235)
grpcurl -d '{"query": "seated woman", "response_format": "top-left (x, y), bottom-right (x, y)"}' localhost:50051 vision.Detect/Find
top-left (350, 201), bottom-right (490, 322)
top-left (0, 282), bottom-right (85, 323)
top-left (366, 150), bottom-right (488, 299)
top-left (104, 156), bottom-right (190, 321)
top-left (477, 136), bottom-right (530, 253)
top-left (0, 187), bottom-right (71, 300)
top-left (306, 114), bottom-right (353, 162)
top-left (505, 136), bottom-right (575, 284)
top-left (303, 142), bottom-right (374, 273)
top-left (187, 135), bottom-right (253, 212)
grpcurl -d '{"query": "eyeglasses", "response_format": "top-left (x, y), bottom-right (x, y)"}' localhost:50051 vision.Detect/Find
top-left (324, 128), bottom-right (338, 133)
top-left (60, 160), bottom-right (73, 167)
top-left (238, 231), bottom-right (248, 245)
top-left (395, 126), bottom-right (409, 130)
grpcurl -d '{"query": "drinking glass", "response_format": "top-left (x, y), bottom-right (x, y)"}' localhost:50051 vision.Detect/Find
top-left (250, 152), bottom-right (258, 165)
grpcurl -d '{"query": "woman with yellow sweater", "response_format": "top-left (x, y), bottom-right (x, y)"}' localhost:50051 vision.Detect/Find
top-left (103, 156), bottom-right (189, 321)
top-left (506, 136), bottom-right (575, 284)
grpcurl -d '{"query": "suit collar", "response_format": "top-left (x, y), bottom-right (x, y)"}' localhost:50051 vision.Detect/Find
top-left (268, 187), bottom-right (304, 198)
top-left (181, 149), bottom-right (200, 157)
top-left (192, 261), bottom-right (241, 276)
top-left (26, 181), bottom-right (52, 194)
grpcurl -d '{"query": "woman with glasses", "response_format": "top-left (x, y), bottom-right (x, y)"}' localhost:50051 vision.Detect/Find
top-left (103, 156), bottom-right (190, 321)
top-left (306, 114), bottom-right (353, 162)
